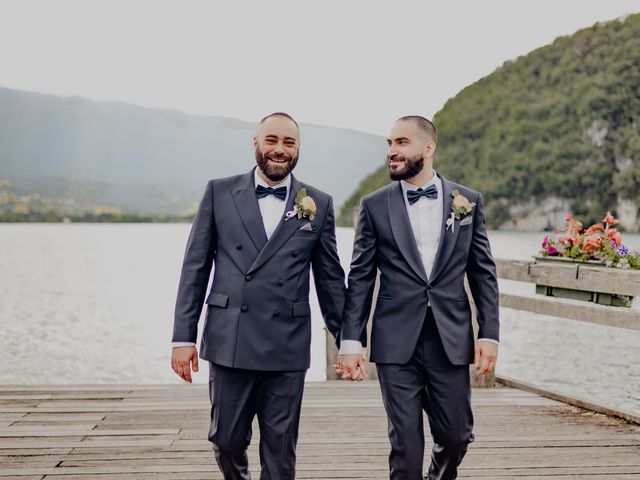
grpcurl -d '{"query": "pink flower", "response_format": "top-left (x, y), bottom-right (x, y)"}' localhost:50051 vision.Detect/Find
top-left (542, 236), bottom-right (549, 248)
top-left (547, 246), bottom-right (557, 255)
top-left (607, 230), bottom-right (622, 246)
top-left (603, 212), bottom-right (620, 226)
top-left (583, 233), bottom-right (602, 251)
top-left (586, 224), bottom-right (605, 234)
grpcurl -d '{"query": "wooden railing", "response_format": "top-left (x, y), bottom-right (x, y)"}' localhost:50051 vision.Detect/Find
top-left (496, 258), bottom-right (640, 331)
top-left (326, 257), bottom-right (640, 381)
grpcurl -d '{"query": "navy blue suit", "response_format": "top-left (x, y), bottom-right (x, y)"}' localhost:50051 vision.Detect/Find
top-left (173, 169), bottom-right (345, 479)
top-left (341, 173), bottom-right (499, 480)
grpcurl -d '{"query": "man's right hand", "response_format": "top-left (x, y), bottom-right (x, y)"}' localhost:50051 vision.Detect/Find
top-left (336, 352), bottom-right (368, 381)
top-left (171, 346), bottom-right (199, 383)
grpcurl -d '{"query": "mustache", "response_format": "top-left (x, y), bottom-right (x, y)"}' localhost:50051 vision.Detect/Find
top-left (266, 153), bottom-right (292, 161)
top-left (387, 154), bottom-right (406, 163)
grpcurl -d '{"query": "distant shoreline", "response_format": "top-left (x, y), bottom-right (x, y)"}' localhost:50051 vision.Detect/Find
top-left (0, 215), bottom-right (194, 223)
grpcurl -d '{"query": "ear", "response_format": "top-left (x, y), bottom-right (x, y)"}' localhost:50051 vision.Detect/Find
top-left (424, 140), bottom-right (436, 159)
top-left (253, 136), bottom-right (258, 149)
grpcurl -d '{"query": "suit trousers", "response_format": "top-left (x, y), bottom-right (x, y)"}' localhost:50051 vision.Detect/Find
top-left (376, 309), bottom-right (474, 480)
top-left (207, 363), bottom-right (306, 480)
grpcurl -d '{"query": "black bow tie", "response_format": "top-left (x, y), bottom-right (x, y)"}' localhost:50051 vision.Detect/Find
top-left (407, 184), bottom-right (438, 205)
top-left (255, 184), bottom-right (287, 201)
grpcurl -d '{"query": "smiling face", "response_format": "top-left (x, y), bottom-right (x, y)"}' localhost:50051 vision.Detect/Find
top-left (386, 119), bottom-right (436, 182)
top-left (254, 115), bottom-right (300, 183)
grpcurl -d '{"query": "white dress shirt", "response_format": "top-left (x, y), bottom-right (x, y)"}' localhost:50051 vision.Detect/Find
top-left (401, 173), bottom-right (443, 280)
top-left (339, 171), bottom-right (497, 355)
top-left (253, 169), bottom-right (291, 239)
top-left (172, 168), bottom-right (290, 348)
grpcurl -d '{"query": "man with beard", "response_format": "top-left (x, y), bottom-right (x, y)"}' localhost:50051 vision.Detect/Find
top-left (337, 116), bottom-right (499, 480)
top-left (171, 112), bottom-right (346, 480)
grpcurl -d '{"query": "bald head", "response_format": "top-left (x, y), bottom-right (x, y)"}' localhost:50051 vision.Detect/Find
top-left (257, 112), bottom-right (299, 139)
top-left (396, 116), bottom-right (437, 144)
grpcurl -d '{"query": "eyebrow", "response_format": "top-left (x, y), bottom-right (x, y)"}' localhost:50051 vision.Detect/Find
top-left (387, 137), bottom-right (410, 143)
top-left (265, 134), bottom-right (297, 142)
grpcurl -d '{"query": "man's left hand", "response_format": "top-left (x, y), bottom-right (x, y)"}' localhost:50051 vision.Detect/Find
top-left (474, 341), bottom-right (498, 376)
top-left (336, 351), bottom-right (368, 381)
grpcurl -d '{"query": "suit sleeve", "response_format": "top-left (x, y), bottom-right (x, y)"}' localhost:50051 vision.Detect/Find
top-left (310, 196), bottom-right (346, 345)
top-left (172, 181), bottom-right (217, 343)
top-left (466, 193), bottom-right (500, 342)
top-left (341, 198), bottom-right (378, 347)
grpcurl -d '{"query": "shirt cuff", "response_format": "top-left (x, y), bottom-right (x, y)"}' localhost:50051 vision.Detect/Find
top-left (477, 338), bottom-right (499, 345)
top-left (339, 340), bottom-right (363, 355)
top-left (172, 342), bottom-right (196, 347)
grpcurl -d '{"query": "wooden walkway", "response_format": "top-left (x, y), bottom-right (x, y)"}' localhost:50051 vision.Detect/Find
top-left (0, 382), bottom-right (639, 479)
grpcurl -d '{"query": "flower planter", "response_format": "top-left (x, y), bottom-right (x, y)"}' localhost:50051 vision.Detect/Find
top-left (532, 256), bottom-right (632, 308)
top-left (533, 255), bottom-right (605, 267)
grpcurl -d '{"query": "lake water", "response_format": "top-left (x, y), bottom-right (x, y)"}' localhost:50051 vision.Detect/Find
top-left (0, 224), bottom-right (638, 415)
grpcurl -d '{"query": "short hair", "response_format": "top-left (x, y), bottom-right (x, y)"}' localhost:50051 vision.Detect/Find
top-left (397, 115), bottom-right (437, 142)
top-left (260, 112), bottom-right (299, 129)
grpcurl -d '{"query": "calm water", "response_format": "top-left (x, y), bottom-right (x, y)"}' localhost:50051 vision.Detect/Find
top-left (0, 224), bottom-right (639, 415)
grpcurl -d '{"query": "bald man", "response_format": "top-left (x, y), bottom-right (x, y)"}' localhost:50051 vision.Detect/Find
top-left (171, 113), bottom-right (346, 480)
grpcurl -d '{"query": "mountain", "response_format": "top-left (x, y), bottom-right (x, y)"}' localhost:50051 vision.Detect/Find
top-left (0, 87), bottom-right (386, 217)
top-left (339, 14), bottom-right (640, 231)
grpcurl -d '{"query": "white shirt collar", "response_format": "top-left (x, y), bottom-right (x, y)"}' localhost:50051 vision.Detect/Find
top-left (254, 167), bottom-right (291, 191)
top-left (400, 169), bottom-right (440, 194)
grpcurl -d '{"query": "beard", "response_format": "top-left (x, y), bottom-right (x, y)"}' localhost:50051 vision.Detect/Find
top-left (255, 147), bottom-right (299, 182)
top-left (387, 153), bottom-right (425, 181)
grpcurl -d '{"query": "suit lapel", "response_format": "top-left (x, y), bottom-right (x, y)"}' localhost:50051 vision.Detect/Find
top-left (429, 173), bottom-right (461, 283)
top-left (388, 182), bottom-right (429, 285)
top-left (247, 174), bottom-right (302, 274)
top-left (231, 169), bottom-right (268, 253)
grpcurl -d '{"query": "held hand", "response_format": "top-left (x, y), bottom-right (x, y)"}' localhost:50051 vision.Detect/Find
top-left (171, 346), bottom-right (199, 383)
top-left (474, 341), bottom-right (498, 376)
top-left (336, 350), bottom-right (368, 381)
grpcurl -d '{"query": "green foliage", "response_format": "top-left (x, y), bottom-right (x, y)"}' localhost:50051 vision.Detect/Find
top-left (0, 179), bottom-right (194, 223)
top-left (338, 15), bottom-right (640, 228)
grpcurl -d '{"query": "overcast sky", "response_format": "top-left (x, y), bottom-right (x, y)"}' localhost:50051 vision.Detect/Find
top-left (1, 0), bottom-right (638, 136)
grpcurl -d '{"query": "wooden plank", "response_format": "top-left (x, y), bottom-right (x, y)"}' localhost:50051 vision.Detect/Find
top-left (500, 292), bottom-right (640, 330)
top-left (496, 375), bottom-right (640, 424)
top-left (0, 383), bottom-right (637, 479)
top-left (495, 258), bottom-right (640, 296)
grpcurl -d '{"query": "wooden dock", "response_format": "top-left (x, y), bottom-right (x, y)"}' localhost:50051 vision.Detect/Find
top-left (1, 382), bottom-right (639, 479)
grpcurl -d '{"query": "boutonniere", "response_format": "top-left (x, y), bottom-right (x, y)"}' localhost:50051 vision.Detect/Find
top-left (446, 189), bottom-right (476, 233)
top-left (284, 187), bottom-right (317, 221)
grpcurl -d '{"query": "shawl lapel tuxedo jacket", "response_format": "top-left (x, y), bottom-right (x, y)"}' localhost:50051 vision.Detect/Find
top-left (173, 169), bottom-right (345, 371)
top-left (342, 172), bottom-right (499, 365)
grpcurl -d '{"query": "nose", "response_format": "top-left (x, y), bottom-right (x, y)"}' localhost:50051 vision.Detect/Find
top-left (387, 146), bottom-right (397, 159)
top-left (274, 142), bottom-right (285, 154)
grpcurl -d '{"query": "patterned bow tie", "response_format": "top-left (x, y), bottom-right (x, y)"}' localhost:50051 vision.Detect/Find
top-left (406, 184), bottom-right (438, 205)
top-left (255, 184), bottom-right (287, 201)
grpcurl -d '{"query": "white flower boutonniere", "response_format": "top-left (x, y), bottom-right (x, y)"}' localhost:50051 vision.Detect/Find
top-left (446, 189), bottom-right (476, 233)
top-left (284, 187), bottom-right (317, 221)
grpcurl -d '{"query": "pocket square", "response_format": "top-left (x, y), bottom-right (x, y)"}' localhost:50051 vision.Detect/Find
top-left (299, 222), bottom-right (315, 232)
top-left (460, 215), bottom-right (473, 226)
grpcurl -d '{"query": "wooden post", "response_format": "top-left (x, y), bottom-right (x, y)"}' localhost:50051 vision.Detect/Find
top-left (466, 276), bottom-right (496, 387)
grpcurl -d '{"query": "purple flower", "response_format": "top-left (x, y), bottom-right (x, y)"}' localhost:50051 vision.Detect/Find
top-left (610, 239), bottom-right (617, 248)
top-left (616, 245), bottom-right (629, 256)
